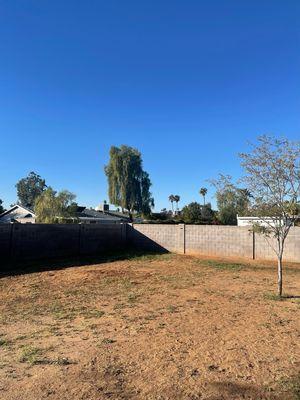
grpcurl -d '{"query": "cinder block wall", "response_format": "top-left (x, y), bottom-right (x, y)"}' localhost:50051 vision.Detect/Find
top-left (127, 223), bottom-right (185, 253)
top-left (1, 223), bottom-right (299, 264)
top-left (254, 227), bottom-right (300, 261)
top-left (129, 224), bottom-right (300, 263)
top-left (185, 225), bottom-right (254, 258)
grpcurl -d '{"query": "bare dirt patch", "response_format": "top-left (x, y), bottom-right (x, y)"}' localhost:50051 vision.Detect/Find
top-left (0, 254), bottom-right (299, 399)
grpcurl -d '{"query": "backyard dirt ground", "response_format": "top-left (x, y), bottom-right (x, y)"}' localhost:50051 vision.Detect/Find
top-left (0, 253), bottom-right (299, 400)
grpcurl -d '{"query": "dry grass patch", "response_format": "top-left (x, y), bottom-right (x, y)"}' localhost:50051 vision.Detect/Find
top-left (0, 253), bottom-right (299, 399)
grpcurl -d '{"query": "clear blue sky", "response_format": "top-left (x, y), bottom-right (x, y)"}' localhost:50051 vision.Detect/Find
top-left (1, 1), bottom-right (299, 211)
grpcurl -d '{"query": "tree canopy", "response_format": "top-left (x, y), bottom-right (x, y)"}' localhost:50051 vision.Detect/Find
top-left (181, 202), bottom-right (214, 224)
top-left (239, 135), bottom-right (300, 296)
top-left (211, 175), bottom-right (251, 225)
top-left (16, 171), bottom-right (47, 209)
top-left (104, 145), bottom-right (154, 218)
top-left (34, 188), bottom-right (77, 223)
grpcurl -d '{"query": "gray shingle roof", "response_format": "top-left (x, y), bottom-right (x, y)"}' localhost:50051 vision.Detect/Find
top-left (77, 208), bottom-right (129, 221)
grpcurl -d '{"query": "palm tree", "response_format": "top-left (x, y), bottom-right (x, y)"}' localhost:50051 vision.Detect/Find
top-left (173, 195), bottom-right (180, 211)
top-left (199, 187), bottom-right (208, 205)
top-left (168, 194), bottom-right (175, 212)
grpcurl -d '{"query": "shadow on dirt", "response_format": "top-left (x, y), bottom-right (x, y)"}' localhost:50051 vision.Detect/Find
top-left (0, 248), bottom-right (168, 279)
top-left (205, 379), bottom-right (297, 400)
top-left (1, 226), bottom-right (170, 278)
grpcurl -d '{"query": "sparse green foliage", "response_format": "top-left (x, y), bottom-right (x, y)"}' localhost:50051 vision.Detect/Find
top-left (16, 171), bottom-right (47, 209)
top-left (278, 374), bottom-right (300, 399)
top-left (263, 292), bottom-right (283, 301)
top-left (0, 338), bottom-right (10, 347)
top-left (19, 346), bottom-right (43, 364)
top-left (34, 188), bottom-right (78, 223)
top-left (211, 174), bottom-right (251, 225)
top-left (202, 260), bottom-right (245, 271)
top-left (240, 135), bottom-right (300, 296)
top-left (105, 145), bottom-right (154, 219)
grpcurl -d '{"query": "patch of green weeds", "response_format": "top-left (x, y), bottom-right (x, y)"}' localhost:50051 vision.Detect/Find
top-left (102, 276), bottom-right (134, 291)
top-left (263, 293), bottom-right (284, 301)
top-left (278, 375), bottom-right (300, 400)
top-left (0, 338), bottom-right (11, 347)
top-left (130, 253), bottom-right (174, 263)
top-left (50, 302), bottom-right (76, 320)
top-left (18, 345), bottom-right (44, 364)
top-left (201, 260), bottom-right (246, 271)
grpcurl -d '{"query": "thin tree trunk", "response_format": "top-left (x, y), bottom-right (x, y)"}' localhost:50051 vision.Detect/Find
top-left (276, 236), bottom-right (285, 297)
top-left (277, 255), bottom-right (283, 297)
top-left (204, 195), bottom-right (206, 206)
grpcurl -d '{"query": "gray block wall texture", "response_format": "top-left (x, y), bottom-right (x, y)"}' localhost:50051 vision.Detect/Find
top-left (254, 227), bottom-right (300, 261)
top-left (127, 223), bottom-right (185, 253)
top-left (130, 224), bottom-right (300, 262)
top-left (185, 225), bottom-right (254, 258)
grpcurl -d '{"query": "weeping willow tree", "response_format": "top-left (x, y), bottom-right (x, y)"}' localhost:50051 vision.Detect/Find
top-left (104, 145), bottom-right (154, 219)
top-left (35, 188), bottom-right (78, 223)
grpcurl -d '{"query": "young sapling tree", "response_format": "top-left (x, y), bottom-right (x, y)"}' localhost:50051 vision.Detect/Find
top-left (239, 136), bottom-right (300, 297)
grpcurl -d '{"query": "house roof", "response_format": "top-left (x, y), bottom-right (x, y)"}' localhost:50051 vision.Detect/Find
top-left (77, 208), bottom-right (129, 221)
top-left (106, 210), bottom-right (131, 219)
top-left (0, 205), bottom-right (130, 223)
top-left (0, 204), bottom-right (36, 218)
